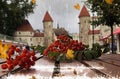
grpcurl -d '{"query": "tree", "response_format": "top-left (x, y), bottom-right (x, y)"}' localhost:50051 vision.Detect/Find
top-left (86, 0), bottom-right (120, 54)
top-left (0, 0), bottom-right (36, 36)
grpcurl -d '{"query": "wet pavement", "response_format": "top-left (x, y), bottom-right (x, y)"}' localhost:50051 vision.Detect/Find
top-left (0, 54), bottom-right (120, 79)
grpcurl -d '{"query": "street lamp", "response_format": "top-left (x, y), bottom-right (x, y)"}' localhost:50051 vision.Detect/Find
top-left (92, 13), bottom-right (95, 48)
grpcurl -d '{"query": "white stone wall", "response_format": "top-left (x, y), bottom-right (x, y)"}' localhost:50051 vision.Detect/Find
top-left (32, 37), bottom-right (44, 46)
top-left (79, 17), bottom-right (91, 45)
top-left (88, 34), bottom-right (101, 48)
top-left (43, 21), bottom-right (54, 46)
top-left (14, 31), bottom-right (44, 46)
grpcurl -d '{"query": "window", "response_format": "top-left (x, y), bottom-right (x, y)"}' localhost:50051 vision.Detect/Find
top-left (30, 38), bottom-right (32, 41)
top-left (19, 38), bottom-right (21, 41)
top-left (19, 32), bottom-right (21, 34)
top-left (36, 38), bottom-right (38, 41)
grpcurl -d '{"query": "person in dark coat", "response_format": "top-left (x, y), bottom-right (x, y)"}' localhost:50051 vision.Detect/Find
top-left (110, 43), bottom-right (117, 54)
top-left (25, 44), bottom-right (30, 51)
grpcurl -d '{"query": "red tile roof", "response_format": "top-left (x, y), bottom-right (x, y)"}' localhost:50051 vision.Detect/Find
top-left (34, 32), bottom-right (44, 37)
top-left (78, 5), bottom-right (90, 17)
top-left (17, 20), bottom-right (34, 32)
top-left (43, 11), bottom-right (53, 22)
top-left (88, 30), bottom-right (100, 35)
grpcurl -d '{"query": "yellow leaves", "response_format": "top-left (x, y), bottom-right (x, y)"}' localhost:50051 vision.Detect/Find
top-left (105, 0), bottom-right (113, 4)
top-left (74, 3), bottom-right (80, 10)
top-left (31, 0), bottom-right (36, 4)
top-left (29, 76), bottom-right (36, 79)
top-left (66, 49), bottom-right (74, 59)
top-left (0, 40), bottom-right (11, 59)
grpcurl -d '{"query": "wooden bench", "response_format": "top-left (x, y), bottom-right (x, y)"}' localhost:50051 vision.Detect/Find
top-left (0, 54), bottom-right (120, 79)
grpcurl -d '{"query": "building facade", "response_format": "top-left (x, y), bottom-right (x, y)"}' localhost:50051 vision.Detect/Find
top-left (78, 5), bottom-right (91, 45)
top-left (78, 5), bottom-right (111, 48)
top-left (14, 20), bottom-right (44, 46)
top-left (78, 5), bottom-right (120, 54)
top-left (14, 11), bottom-right (54, 47)
top-left (42, 11), bottom-right (54, 47)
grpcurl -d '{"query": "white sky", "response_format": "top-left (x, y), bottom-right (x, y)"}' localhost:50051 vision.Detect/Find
top-left (27, 0), bottom-right (86, 33)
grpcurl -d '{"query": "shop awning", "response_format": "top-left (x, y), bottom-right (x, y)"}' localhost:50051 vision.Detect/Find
top-left (100, 27), bottom-right (120, 41)
top-left (113, 27), bottom-right (120, 34)
top-left (99, 34), bottom-right (111, 41)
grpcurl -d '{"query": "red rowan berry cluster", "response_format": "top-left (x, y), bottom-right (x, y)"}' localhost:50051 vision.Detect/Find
top-left (1, 45), bottom-right (37, 71)
top-left (43, 35), bottom-right (85, 60)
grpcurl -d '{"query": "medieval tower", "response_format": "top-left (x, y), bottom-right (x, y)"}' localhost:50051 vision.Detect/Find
top-left (78, 5), bottom-right (91, 45)
top-left (42, 11), bottom-right (54, 46)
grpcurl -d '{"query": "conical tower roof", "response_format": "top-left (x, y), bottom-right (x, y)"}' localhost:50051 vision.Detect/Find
top-left (78, 5), bottom-right (90, 17)
top-left (43, 11), bottom-right (53, 22)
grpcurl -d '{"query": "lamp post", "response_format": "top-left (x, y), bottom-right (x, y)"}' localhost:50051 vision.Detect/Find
top-left (110, 24), bottom-right (115, 54)
top-left (92, 13), bottom-right (95, 48)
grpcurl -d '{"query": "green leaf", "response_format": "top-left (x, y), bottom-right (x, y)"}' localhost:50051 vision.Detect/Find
top-left (103, 47), bottom-right (110, 53)
top-left (75, 51), bottom-right (83, 61)
top-left (60, 54), bottom-right (66, 62)
top-left (56, 53), bottom-right (63, 61)
top-left (84, 50), bottom-right (93, 60)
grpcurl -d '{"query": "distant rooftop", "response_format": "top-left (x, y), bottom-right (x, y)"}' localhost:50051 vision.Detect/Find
top-left (34, 32), bottom-right (44, 37)
top-left (17, 19), bottom-right (34, 32)
top-left (88, 30), bottom-right (100, 35)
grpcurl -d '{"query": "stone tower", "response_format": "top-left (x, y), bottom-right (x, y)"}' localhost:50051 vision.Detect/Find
top-left (43, 11), bottom-right (54, 46)
top-left (78, 5), bottom-right (90, 45)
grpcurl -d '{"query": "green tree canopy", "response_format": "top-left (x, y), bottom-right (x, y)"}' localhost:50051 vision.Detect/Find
top-left (0, 0), bottom-right (36, 36)
top-left (86, 0), bottom-right (120, 26)
top-left (86, 0), bottom-right (120, 54)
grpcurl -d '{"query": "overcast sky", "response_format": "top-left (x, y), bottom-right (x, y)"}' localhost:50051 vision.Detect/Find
top-left (27, 0), bottom-right (86, 33)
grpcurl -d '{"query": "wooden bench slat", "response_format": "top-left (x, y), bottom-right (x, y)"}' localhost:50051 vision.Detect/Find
top-left (84, 59), bottom-right (120, 77)
top-left (0, 54), bottom-right (120, 78)
top-left (100, 54), bottom-right (120, 61)
top-left (60, 61), bottom-right (99, 78)
top-left (13, 57), bottom-right (55, 77)
top-left (97, 58), bottom-right (120, 67)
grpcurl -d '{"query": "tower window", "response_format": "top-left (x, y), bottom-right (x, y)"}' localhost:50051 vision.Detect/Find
top-left (19, 32), bottom-right (21, 34)
top-left (36, 38), bottom-right (38, 41)
top-left (30, 38), bottom-right (32, 41)
top-left (19, 38), bottom-right (21, 41)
